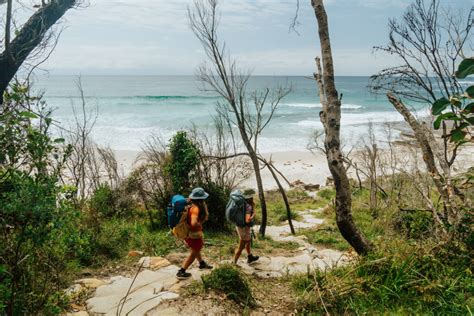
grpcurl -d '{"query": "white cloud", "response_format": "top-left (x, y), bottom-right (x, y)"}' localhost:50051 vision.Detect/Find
top-left (235, 47), bottom-right (399, 76)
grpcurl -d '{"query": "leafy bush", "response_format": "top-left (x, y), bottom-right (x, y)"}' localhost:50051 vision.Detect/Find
top-left (200, 181), bottom-right (230, 231)
top-left (165, 131), bottom-right (200, 194)
top-left (89, 184), bottom-right (116, 217)
top-left (89, 183), bottom-right (137, 219)
top-left (317, 188), bottom-right (335, 200)
top-left (0, 85), bottom-right (75, 314)
top-left (202, 265), bottom-right (255, 306)
top-left (394, 210), bottom-right (432, 239)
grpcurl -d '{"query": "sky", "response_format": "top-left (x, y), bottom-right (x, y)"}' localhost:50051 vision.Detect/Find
top-left (6, 0), bottom-right (474, 76)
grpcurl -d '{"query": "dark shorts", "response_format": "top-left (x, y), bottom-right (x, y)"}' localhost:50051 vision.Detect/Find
top-left (185, 237), bottom-right (203, 252)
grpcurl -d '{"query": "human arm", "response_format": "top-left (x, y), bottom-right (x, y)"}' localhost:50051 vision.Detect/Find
top-left (245, 203), bottom-right (255, 224)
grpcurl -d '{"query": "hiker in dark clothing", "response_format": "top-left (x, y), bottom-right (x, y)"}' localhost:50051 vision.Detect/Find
top-left (233, 189), bottom-right (259, 265)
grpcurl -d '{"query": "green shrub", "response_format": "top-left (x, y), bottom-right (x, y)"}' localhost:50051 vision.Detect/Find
top-left (0, 85), bottom-right (76, 314)
top-left (202, 265), bottom-right (255, 306)
top-left (89, 184), bottom-right (116, 217)
top-left (200, 181), bottom-right (230, 231)
top-left (395, 210), bottom-right (432, 239)
top-left (89, 183), bottom-right (137, 219)
top-left (165, 131), bottom-right (200, 194)
top-left (318, 188), bottom-right (335, 200)
top-left (267, 202), bottom-right (299, 224)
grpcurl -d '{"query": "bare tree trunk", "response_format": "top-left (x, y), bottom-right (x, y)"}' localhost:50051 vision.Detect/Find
top-left (248, 152), bottom-right (268, 236)
top-left (0, 0), bottom-right (78, 104)
top-left (188, 0), bottom-right (289, 238)
top-left (4, 0), bottom-right (13, 62)
top-left (265, 161), bottom-right (295, 235)
top-left (312, 0), bottom-right (372, 255)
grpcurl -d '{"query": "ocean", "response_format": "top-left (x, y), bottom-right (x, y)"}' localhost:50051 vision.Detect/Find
top-left (34, 75), bottom-right (432, 152)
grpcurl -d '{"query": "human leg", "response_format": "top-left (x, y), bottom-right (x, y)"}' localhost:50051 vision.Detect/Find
top-left (234, 239), bottom-right (246, 263)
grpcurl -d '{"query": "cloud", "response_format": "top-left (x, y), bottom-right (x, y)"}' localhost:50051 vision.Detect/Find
top-left (234, 47), bottom-right (399, 76)
top-left (325, 0), bottom-right (411, 8)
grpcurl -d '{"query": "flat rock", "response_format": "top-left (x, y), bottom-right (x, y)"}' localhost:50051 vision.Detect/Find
top-left (66, 312), bottom-right (89, 316)
top-left (65, 284), bottom-right (83, 295)
top-left (148, 306), bottom-right (180, 315)
top-left (188, 268), bottom-right (212, 282)
top-left (303, 183), bottom-right (320, 191)
top-left (75, 278), bottom-right (105, 289)
top-left (128, 250), bottom-right (144, 257)
top-left (87, 268), bottom-right (183, 315)
top-left (165, 252), bottom-right (188, 265)
top-left (139, 256), bottom-right (171, 270)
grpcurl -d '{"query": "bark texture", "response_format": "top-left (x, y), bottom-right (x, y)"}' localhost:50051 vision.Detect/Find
top-left (0, 0), bottom-right (77, 104)
top-left (311, 0), bottom-right (372, 255)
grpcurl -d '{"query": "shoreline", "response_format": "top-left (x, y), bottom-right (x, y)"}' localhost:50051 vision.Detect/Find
top-left (114, 141), bottom-right (474, 191)
top-left (113, 149), bottom-right (331, 190)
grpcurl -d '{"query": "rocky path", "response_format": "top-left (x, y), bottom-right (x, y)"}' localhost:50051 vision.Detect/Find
top-left (67, 208), bottom-right (348, 316)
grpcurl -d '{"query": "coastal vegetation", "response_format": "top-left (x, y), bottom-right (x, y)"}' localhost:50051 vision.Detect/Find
top-left (0, 0), bottom-right (473, 315)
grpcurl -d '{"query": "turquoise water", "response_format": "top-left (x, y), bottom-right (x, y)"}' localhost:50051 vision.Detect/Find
top-left (34, 75), bottom-right (432, 152)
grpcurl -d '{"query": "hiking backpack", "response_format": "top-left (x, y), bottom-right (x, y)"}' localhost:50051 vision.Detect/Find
top-left (167, 195), bottom-right (187, 229)
top-left (225, 190), bottom-right (247, 227)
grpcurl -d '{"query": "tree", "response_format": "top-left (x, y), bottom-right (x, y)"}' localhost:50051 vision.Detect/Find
top-left (165, 131), bottom-right (200, 194)
top-left (311, 0), bottom-right (372, 255)
top-left (0, 83), bottom-right (74, 314)
top-left (431, 57), bottom-right (474, 144)
top-left (0, 0), bottom-right (80, 104)
top-left (188, 0), bottom-right (290, 237)
top-left (371, 0), bottom-right (473, 233)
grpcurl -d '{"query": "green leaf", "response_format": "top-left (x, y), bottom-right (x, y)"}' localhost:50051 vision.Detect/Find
top-left (464, 102), bottom-right (474, 112)
top-left (53, 138), bottom-right (65, 143)
top-left (455, 58), bottom-right (474, 79)
top-left (466, 86), bottom-right (474, 98)
top-left (433, 112), bottom-right (459, 129)
top-left (465, 117), bottom-right (474, 125)
top-left (19, 111), bottom-right (38, 119)
top-left (433, 115), bottom-right (444, 130)
top-left (432, 97), bottom-right (450, 115)
top-left (450, 129), bottom-right (467, 143)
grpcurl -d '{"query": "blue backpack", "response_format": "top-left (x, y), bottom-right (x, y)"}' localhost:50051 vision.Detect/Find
top-left (225, 190), bottom-right (247, 227)
top-left (167, 195), bottom-right (187, 229)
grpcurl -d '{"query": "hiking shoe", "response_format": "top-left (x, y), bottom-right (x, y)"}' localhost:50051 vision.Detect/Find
top-left (176, 269), bottom-right (191, 280)
top-left (199, 261), bottom-right (213, 270)
top-left (247, 254), bottom-right (259, 264)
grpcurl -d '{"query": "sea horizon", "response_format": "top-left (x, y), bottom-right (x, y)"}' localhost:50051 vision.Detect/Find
top-left (33, 75), bottom-right (434, 153)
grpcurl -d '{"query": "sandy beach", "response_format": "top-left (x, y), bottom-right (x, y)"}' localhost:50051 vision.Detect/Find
top-left (114, 140), bottom-right (474, 191)
top-left (113, 149), bottom-right (330, 190)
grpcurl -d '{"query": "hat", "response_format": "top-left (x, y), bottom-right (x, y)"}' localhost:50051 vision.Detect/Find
top-left (189, 187), bottom-right (209, 200)
top-left (242, 188), bottom-right (256, 199)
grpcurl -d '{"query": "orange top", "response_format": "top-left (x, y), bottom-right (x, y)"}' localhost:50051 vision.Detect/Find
top-left (187, 205), bottom-right (202, 232)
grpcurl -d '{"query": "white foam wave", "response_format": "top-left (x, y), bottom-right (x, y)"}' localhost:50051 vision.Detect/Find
top-left (296, 109), bottom-right (429, 128)
top-left (286, 103), bottom-right (363, 110)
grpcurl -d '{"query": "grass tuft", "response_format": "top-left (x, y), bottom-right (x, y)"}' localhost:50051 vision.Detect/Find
top-left (202, 265), bottom-right (255, 306)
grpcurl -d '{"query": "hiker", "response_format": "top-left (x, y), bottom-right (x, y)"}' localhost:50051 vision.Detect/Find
top-left (176, 187), bottom-right (213, 279)
top-left (233, 189), bottom-right (259, 265)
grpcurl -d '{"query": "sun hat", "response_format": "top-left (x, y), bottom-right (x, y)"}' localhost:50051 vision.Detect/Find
top-left (242, 188), bottom-right (256, 199)
top-left (189, 187), bottom-right (209, 200)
